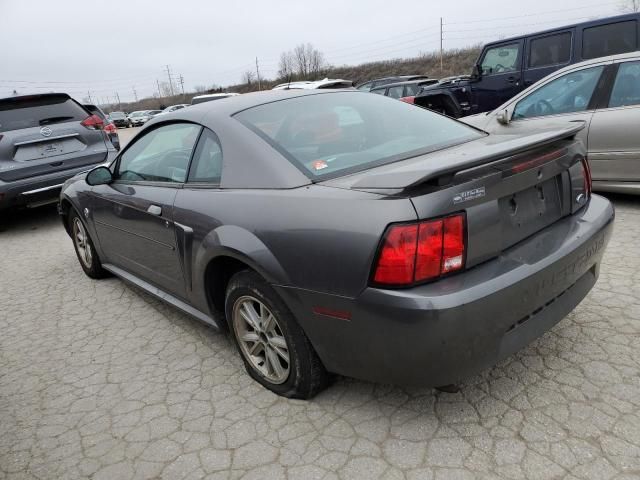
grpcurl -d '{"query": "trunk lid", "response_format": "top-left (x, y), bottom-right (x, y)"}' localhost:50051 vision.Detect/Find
top-left (0, 94), bottom-right (109, 182)
top-left (322, 124), bottom-right (588, 268)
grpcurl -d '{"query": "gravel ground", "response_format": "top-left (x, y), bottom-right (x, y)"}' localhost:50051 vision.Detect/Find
top-left (0, 194), bottom-right (639, 480)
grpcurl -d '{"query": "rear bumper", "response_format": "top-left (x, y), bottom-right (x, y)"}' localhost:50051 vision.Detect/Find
top-left (0, 162), bottom-right (106, 211)
top-left (275, 195), bottom-right (614, 386)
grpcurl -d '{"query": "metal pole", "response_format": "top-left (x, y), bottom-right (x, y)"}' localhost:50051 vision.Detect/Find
top-left (440, 17), bottom-right (444, 73)
top-left (132, 86), bottom-right (138, 102)
top-left (165, 65), bottom-right (174, 96)
top-left (156, 79), bottom-right (162, 98)
top-left (256, 57), bottom-right (262, 91)
top-left (115, 92), bottom-right (121, 110)
top-left (179, 75), bottom-right (185, 95)
top-left (87, 90), bottom-right (93, 103)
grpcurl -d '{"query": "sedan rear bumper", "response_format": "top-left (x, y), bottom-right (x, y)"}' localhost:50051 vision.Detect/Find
top-left (275, 194), bottom-right (614, 386)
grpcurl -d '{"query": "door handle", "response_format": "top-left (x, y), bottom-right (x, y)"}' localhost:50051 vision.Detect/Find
top-left (147, 204), bottom-right (162, 216)
top-left (506, 76), bottom-right (517, 83)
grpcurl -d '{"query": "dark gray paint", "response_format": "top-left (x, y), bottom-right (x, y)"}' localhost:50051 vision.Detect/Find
top-left (59, 90), bottom-right (614, 386)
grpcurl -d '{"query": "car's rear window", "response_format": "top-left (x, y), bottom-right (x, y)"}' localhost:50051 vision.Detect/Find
top-left (0, 95), bottom-right (88, 133)
top-left (234, 92), bottom-right (482, 179)
top-left (109, 112), bottom-right (126, 119)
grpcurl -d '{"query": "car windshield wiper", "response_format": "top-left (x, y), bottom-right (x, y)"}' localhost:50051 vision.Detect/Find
top-left (39, 116), bottom-right (74, 126)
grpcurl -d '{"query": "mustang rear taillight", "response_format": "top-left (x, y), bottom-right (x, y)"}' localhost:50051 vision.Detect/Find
top-left (81, 114), bottom-right (104, 130)
top-left (372, 213), bottom-right (466, 286)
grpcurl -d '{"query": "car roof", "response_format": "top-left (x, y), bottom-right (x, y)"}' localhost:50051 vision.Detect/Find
top-left (484, 12), bottom-right (640, 48)
top-left (153, 89), bottom-right (356, 122)
top-left (192, 93), bottom-right (239, 99)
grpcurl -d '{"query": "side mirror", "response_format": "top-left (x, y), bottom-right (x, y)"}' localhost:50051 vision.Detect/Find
top-left (86, 166), bottom-right (113, 186)
top-left (471, 64), bottom-right (481, 79)
top-left (496, 108), bottom-right (511, 125)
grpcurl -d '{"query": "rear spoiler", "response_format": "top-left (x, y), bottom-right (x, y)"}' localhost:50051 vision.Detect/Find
top-left (0, 93), bottom-right (72, 111)
top-left (350, 122), bottom-right (586, 190)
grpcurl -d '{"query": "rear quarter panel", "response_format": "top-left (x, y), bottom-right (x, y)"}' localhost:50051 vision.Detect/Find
top-left (173, 185), bottom-right (418, 314)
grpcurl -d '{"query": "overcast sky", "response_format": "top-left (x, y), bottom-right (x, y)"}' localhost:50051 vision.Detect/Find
top-left (0, 0), bottom-right (625, 102)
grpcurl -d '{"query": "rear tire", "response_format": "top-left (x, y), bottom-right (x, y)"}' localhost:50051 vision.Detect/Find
top-left (68, 210), bottom-right (109, 279)
top-left (225, 270), bottom-right (329, 399)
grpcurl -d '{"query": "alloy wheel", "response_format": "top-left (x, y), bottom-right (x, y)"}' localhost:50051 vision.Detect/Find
top-left (232, 295), bottom-right (290, 384)
top-left (72, 217), bottom-right (93, 268)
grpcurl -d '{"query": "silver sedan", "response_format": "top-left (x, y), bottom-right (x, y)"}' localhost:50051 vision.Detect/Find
top-left (464, 51), bottom-right (640, 195)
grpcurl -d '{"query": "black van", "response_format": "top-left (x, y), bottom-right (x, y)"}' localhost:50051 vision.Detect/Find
top-left (415, 12), bottom-right (640, 117)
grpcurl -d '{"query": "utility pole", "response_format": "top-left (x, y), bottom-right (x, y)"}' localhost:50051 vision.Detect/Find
top-left (132, 86), bottom-right (138, 102)
top-left (164, 65), bottom-right (175, 96)
top-left (115, 92), bottom-right (121, 110)
top-left (440, 17), bottom-right (444, 73)
top-left (179, 74), bottom-right (185, 95)
top-left (87, 90), bottom-right (93, 103)
top-left (156, 79), bottom-right (163, 99)
top-left (255, 57), bottom-right (262, 91)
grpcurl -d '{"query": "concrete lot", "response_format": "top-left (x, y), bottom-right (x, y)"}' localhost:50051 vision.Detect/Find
top-left (117, 126), bottom-right (142, 148)
top-left (0, 194), bottom-right (639, 480)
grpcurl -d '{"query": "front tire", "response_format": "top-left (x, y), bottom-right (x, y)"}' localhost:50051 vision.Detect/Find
top-left (68, 210), bottom-right (109, 279)
top-left (225, 270), bottom-right (329, 399)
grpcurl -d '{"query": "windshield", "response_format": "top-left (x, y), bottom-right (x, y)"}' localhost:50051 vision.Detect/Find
top-left (235, 92), bottom-right (482, 178)
top-left (129, 111), bottom-right (145, 117)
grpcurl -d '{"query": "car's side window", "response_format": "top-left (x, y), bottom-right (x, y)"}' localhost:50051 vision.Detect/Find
top-left (582, 21), bottom-right (637, 60)
top-left (480, 43), bottom-right (521, 75)
top-left (388, 86), bottom-right (405, 99)
top-left (116, 123), bottom-right (201, 183)
top-left (608, 61), bottom-right (640, 108)
top-left (528, 32), bottom-right (572, 69)
top-left (187, 129), bottom-right (223, 184)
top-left (357, 82), bottom-right (372, 91)
top-left (513, 66), bottom-right (604, 120)
top-left (370, 88), bottom-right (386, 95)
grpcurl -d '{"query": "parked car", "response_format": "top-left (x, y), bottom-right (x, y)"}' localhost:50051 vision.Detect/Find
top-left (83, 104), bottom-right (120, 151)
top-left (272, 78), bottom-right (354, 90)
top-left (146, 110), bottom-right (162, 118)
top-left (157, 104), bottom-right (190, 116)
top-left (128, 110), bottom-right (151, 126)
top-left (370, 79), bottom-right (439, 103)
top-left (59, 90), bottom-right (613, 398)
top-left (108, 111), bottom-right (131, 128)
top-left (356, 75), bottom-right (430, 92)
top-left (191, 93), bottom-right (240, 105)
top-left (463, 51), bottom-right (640, 195)
top-left (415, 12), bottom-right (640, 118)
top-left (0, 93), bottom-right (116, 212)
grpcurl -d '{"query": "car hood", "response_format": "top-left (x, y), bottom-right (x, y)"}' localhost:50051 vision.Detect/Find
top-left (320, 122), bottom-right (585, 191)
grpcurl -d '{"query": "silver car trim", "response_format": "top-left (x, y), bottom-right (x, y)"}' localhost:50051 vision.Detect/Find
top-left (21, 183), bottom-right (64, 195)
top-left (14, 133), bottom-right (79, 146)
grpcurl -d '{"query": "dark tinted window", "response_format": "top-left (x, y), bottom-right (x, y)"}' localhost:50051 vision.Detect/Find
top-left (609, 61), bottom-right (640, 107)
top-left (188, 129), bottom-right (223, 183)
top-left (405, 84), bottom-right (420, 96)
top-left (0, 95), bottom-right (88, 133)
top-left (235, 92), bottom-right (482, 179)
top-left (582, 21), bottom-right (637, 60)
top-left (529, 32), bottom-right (572, 68)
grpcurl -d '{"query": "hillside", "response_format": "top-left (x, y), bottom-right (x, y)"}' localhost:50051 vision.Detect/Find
top-left (109, 46), bottom-right (482, 112)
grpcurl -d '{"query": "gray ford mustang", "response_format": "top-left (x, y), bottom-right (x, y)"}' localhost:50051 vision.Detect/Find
top-left (59, 90), bottom-right (614, 399)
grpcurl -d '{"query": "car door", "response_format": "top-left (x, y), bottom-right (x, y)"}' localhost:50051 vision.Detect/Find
top-left (472, 41), bottom-right (524, 112)
top-left (90, 122), bottom-right (202, 298)
top-left (588, 59), bottom-right (640, 183)
top-left (500, 63), bottom-right (609, 147)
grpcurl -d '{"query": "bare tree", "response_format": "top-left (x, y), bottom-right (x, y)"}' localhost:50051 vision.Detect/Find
top-left (619, 0), bottom-right (640, 11)
top-left (278, 51), bottom-right (295, 79)
top-left (278, 43), bottom-right (327, 80)
top-left (159, 81), bottom-right (173, 97)
top-left (242, 70), bottom-right (255, 86)
top-left (194, 85), bottom-right (208, 93)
